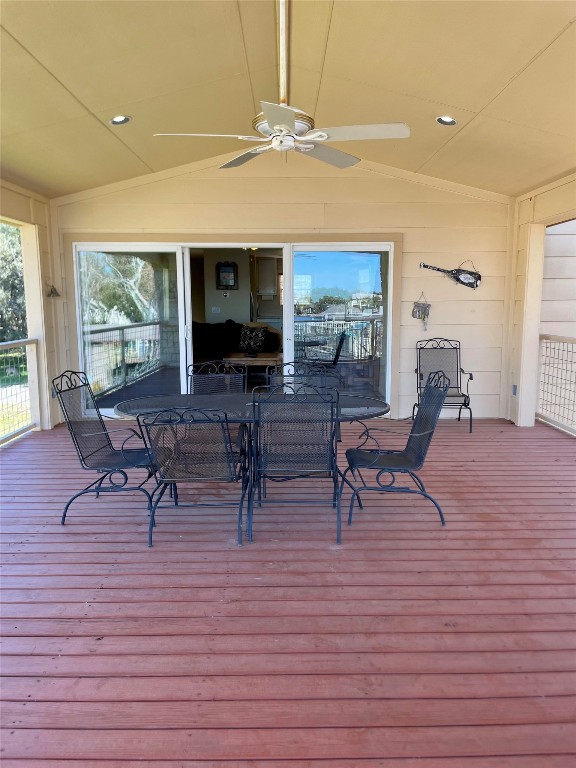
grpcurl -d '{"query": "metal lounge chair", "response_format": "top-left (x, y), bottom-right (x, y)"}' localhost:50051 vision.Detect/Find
top-left (413, 337), bottom-right (473, 431)
top-left (52, 370), bottom-right (154, 525)
top-left (248, 384), bottom-right (339, 542)
top-left (138, 408), bottom-right (250, 546)
top-left (338, 371), bottom-right (449, 544)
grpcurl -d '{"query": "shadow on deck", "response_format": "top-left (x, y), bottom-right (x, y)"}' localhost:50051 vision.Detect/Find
top-left (94, 366), bottom-right (180, 409)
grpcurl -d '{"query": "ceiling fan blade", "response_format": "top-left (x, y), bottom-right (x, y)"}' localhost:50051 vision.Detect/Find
top-left (295, 143), bottom-right (360, 169)
top-left (154, 132), bottom-right (268, 142)
top-left (260, 102), bottom-right (296, 132)
top-left (219, 145), bottom-right (273, 169)
top-left (313, 123), bottom-right (411, 141)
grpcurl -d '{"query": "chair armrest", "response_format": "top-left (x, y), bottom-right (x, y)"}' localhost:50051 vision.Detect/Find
top-left (355, 424), bottom-right (431, 452)
top-left (104, 426), bottom-right (143, 440)
top-left (82, 426), bottom-right (141, 438)
top-left (460, 368), bottom-right (473, 393)
top-left (120, 430), bottom-right (153, 468)
top-left (84, 426), bottom-right (146, 452)
top-left (346, 446), bottom-right (402, 471)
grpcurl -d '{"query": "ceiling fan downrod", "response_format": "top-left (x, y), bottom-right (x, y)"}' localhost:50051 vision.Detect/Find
top-left (277, 0), bottom-right (288, 105)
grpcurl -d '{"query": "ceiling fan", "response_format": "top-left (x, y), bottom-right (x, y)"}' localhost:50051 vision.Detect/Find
top-left (154, 0), bottom-right (410, 169)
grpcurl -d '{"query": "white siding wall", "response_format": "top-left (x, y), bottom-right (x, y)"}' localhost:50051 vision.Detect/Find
top-left (541, 219), bottom-right (576, 337)
top-left (50, 155), bottom-right (513, 419)
top-left (511, 175), bottom-right (576, 425)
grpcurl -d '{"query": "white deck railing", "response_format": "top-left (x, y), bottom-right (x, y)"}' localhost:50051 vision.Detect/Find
top-left (537, 335), bottom-right (575, 435)
top-left (0, 338), bottom-right (40, 444)
top-left (83, 321), bottom-right (163, 396)
top-left (294, 317), bottom-right (383, 361)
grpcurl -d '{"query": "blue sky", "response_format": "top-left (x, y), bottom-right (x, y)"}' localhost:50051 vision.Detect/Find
top-left (294, 251), bottom-right (386, 299)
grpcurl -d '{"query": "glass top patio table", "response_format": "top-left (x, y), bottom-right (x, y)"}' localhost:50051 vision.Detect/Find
top-left (114, 392), bottom-right (390, 423)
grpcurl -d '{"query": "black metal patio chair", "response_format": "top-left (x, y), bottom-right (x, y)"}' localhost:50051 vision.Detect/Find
top-left (52, 370), bottom-right (155, 525)
top-left (413, 337), bottom-right (473, 431)
top-left (305, 330), bottom-right (347, 367)
top-left (337, 370), bottom-right (449, 544)
top-left (266, 360), bottom-right (345, 389)
top-left (187, 360), bottom-right (248, 448)
top-left (138, 408), bottom-right (250, 546)
top-left (248, 384), bottom-right (340, 542)
top-left (187, 361), bottom-right (247, 394)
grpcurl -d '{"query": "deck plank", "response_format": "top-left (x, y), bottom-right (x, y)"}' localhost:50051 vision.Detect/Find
top-left (1, 418), bottom-right (575, 766)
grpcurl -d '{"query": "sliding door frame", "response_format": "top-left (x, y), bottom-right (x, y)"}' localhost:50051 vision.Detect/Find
top-left (73, 242), bottom-right (187, 405)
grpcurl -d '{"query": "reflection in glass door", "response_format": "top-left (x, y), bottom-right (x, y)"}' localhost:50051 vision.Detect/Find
top-left (75, 247), bottom-right (183, 409)
top-left (292, 248), bottom-right (390, 396)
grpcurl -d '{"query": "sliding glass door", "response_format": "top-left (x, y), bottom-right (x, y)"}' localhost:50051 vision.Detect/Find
top-left (74, 242), bottom-right (392, 406)
top-left (290, 246), bottom-right (391, 397)
top-left (75, 245), bottom-right (189, 409)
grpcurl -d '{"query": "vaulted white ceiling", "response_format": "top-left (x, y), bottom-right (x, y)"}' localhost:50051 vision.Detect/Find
top-left (1, 0), bottom-right (575, 198)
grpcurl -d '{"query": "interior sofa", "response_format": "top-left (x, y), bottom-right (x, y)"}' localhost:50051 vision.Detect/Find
top-left (192, 319), bottom-right (281, 363)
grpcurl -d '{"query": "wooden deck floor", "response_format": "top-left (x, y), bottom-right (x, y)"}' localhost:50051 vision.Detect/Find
top-left (1, 418), bottom-right (575, 766)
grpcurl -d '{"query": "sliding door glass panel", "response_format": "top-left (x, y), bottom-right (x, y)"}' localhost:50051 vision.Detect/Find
top-left (76, 249), bottom-right (181, 408)
top-left (293, 249), bottom-right (389, 396)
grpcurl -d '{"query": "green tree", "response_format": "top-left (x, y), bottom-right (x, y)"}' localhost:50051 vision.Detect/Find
top-left (310, 294), bottom-right (349, 314)
top-left (79, 252), bottom-right (159, 325)
top-left (0, 223), bottom-right (27, 342)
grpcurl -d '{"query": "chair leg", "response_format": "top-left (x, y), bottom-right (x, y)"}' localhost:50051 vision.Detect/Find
top-left (345, 476), bottom-right (445, 528)
top-left (246, 477), bottom-right (256, 542)
top-left (408, 470), bottom-right (426, 494)
top-left (61, 476), bottom-right (103, 523)
top-left (456, 404), bottom-right (472, 432)
top-left (339, 468), bottom-right (364, 509)
top-left (418, 489), bottom-right (446, 525)
top-left (62, 478), bottom-right (154, 525)
top-left (237, 469), bottom-right (250, 546)
top-left (332, 467), bottom-right (339, 508)
top-left (407, 471), bottom-right (446, 526)
top-left (348, 487), bottom-right (363, 526)
top-left (237, 497), bottom-right (243, 546)
top-left (336, 483), bottom-right (342, 544)
top-left (148, 483), bottom-right (169, 547)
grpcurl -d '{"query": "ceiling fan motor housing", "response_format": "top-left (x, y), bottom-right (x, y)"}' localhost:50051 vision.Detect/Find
top-left (252, 108), bottom-right (315, 137)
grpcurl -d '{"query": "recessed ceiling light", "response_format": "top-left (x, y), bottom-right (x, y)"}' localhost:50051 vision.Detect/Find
top-left (109, 115), bottom-right (132, 125)
top-left (436, 115), bottom-right (457, 126)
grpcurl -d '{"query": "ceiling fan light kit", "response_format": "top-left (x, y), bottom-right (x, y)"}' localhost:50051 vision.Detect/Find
top-left (154, 0), bottom-right (411, 169)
